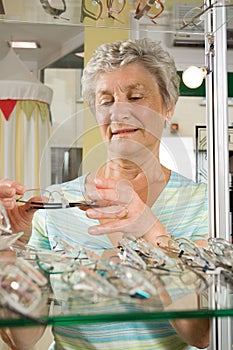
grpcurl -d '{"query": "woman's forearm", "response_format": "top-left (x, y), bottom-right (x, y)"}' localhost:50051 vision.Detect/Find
top-left (1, 326), bottom-right (46, 350)
top-left (171, 318), bottom-right (210, 349)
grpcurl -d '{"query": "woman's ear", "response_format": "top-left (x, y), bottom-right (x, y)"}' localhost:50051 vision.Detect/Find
top-left (165, 107), bottom-right (175, 121)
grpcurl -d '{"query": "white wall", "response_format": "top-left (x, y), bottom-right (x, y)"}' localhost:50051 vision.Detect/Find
top-left (44, 68), bottom-right (84, 149)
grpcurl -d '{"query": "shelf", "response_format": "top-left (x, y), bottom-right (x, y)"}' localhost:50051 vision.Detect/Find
top-left (1, 269), bottom-right (233, 328)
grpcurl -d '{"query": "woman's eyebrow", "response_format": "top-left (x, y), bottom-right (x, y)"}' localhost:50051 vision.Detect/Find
top-left (97, 83), bottom-right (145, 95)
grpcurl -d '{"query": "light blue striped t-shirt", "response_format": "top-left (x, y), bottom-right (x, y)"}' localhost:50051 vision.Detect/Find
top-left (30, 171), bottom-right (208, 350)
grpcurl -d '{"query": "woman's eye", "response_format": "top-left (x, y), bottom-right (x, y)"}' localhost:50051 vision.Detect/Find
top-left (103, 101), bottom-right (113, 106)
top-left (99, 100), bottom-right (113, 106)
top-left (129, 96), bottom-right (142, 101)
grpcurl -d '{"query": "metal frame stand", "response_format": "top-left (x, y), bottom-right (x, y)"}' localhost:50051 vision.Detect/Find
top-left (205, 1), bottom-right (232, 349)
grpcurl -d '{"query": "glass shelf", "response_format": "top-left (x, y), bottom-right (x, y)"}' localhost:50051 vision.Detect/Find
top-left (1, 270), bottom-right (233, 328)
top-left (0, 0), bottom-right (218, 36)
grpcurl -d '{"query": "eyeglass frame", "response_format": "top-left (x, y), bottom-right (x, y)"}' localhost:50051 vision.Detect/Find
top-left (106, 0), bottom-right (126, 22)
top-left (134, 0), bottom-right (164, 24)
top-left (180, 1), bottom-right (233, 30)
top-left (39, 0), bottom-right (68, 20)
top-left (80, 0), bottom-right (103, 23)
top-left (16, 188), bottom-right (98, 210)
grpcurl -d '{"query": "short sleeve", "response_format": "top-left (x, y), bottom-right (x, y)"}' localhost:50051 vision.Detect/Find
top-left (29, 209), bottom-right (51, 250)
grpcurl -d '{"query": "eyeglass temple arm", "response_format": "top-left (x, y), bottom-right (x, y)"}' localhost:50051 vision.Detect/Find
top-left (134, 0), bottom-right (164, 21)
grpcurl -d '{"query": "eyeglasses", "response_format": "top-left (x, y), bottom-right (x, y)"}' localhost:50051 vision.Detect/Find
top-left (35, 250), bottom-right (80, 275)
top-left (16, 257), bottom-right (48, 286)
top-left (39, 0), bottom-right (69, 20)
top-left (105, 259), bottom-right (158, 299)
top-left (205, 237), bottom-right (233, 270)
top-left (119, 237), bottom-right (210, 293)
top-left (134, 237), bottom-right (175, 268)
top-left (16, 188), bottom-right (98, 210)
top-left (35, 237), bottom-right (98, 275)
top-left (0, 257), bottom-right (48, 316)
top-left (106, 0), bottom-right (126, 22)
top-left (208, 237), bottom-right (233, 255)
top-left (117, 238), bottom-right (148, 270)
top-left (80, 0), bottom-right (103, 23)
top-left (134, 0), bottom-right (165, 24)
top-left (61, 264), bottom-right (119, 302)
top-left (181, 1), bottom-right (233, 30)
top-left (156, 235), bottom-right (217, 273)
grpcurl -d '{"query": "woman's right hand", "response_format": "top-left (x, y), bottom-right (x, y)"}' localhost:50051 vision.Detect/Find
top-left (0, 178), bottom-right (25, 209)
top-left (0, 178), bottom-right (39, 243)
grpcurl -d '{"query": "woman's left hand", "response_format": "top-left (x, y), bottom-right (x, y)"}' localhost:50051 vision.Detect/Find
top-left (85, 177), bottom-right (167, 241)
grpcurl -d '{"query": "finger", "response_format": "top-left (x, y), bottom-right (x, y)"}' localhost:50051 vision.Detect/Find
top-left (1, 198), bottom-right (16, 210)
top-left (11, 182), bottom-right (26, 195)
top-left (86, 206), bottom-right (127, 219)
top-left (0, 179), bottom-right (25, 195)
top-left (91, 180), bottom-right (133, 205)
top-left (19, 196), bottom-right (49, 212)
top-left (18, 202), bottom-right (41, 216)
top-left (94, 177), bottom-right (117, 189)
top-left (88, 220), bottom-right (130, 235)
top-left (0, 186), bottom-right (16, 199)
top-left (86, 188), bottom-right (120, 203)
top-left (0, 184), bottom-right (25, 210)
top-left (94, 177), bottom-right (131, 191)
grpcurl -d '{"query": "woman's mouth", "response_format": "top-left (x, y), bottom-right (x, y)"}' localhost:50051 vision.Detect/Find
top-left (111, 128), bottom-right (139, 138)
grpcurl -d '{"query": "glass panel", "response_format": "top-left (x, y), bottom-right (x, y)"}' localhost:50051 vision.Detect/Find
top-left (1, 3), bottom-right (233, 348)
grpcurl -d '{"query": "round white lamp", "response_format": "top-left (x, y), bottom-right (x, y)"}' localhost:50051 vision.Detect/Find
top-left (182, 66), bottom-right (207, 89)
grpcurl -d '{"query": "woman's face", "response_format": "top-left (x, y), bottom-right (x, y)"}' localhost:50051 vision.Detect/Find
top-left (95, 62), bottom-right (168, 160)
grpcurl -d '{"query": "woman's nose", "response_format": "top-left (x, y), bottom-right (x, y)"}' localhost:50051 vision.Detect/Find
top-left (109, 102), bottom-right (132, 122)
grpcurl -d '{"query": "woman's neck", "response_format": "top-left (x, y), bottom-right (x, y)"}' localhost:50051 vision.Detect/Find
top-left (96, 158), bottom-right (170, 205)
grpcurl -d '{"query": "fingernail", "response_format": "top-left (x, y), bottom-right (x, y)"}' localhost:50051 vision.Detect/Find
top-left (86, 191), bottom-right (99, 200)
top-left (5, 188), bottom-right (14, 196)
top-left (94, 178), bottom-right (103, 185)
top-left (88, 227), bottom-right (99, 235)
top-left (16, 185), bottom-right (25, 192)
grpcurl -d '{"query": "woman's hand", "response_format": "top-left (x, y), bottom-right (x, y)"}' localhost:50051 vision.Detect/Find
top-left (85, 177), bottom-right (168, 244)
top-left (0, 178), bottom-right (40, 243)
top-left (0, 178), bottom-right (25, 209)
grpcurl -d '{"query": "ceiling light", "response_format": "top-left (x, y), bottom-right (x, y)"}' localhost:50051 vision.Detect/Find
top-left (182, 66), bottom-right (208, 89)
top-left (8, 41), bottom-right (40, 49)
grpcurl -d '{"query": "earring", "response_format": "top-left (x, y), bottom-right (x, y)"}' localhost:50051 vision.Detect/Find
top-left (166, 111), bottom-right (170, 120)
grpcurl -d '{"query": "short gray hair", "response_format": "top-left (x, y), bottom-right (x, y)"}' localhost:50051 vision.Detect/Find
top-left (82, 38), bottom-right (180, 112)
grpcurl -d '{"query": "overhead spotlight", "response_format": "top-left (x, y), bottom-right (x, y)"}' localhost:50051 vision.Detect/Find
top-left (182, 65), bottom-right (208, 89)
top-left (8, 41), bottom-right (40, 49)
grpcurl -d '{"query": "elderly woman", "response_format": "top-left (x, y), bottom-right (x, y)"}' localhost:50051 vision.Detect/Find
top-left (1, 38), bottom-right (209, 350)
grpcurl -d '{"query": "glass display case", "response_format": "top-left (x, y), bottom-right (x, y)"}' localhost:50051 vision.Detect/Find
top-left (0, 1), bottom-right (233, 350)
top-left (0, 239), bottom-right (233, 328)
